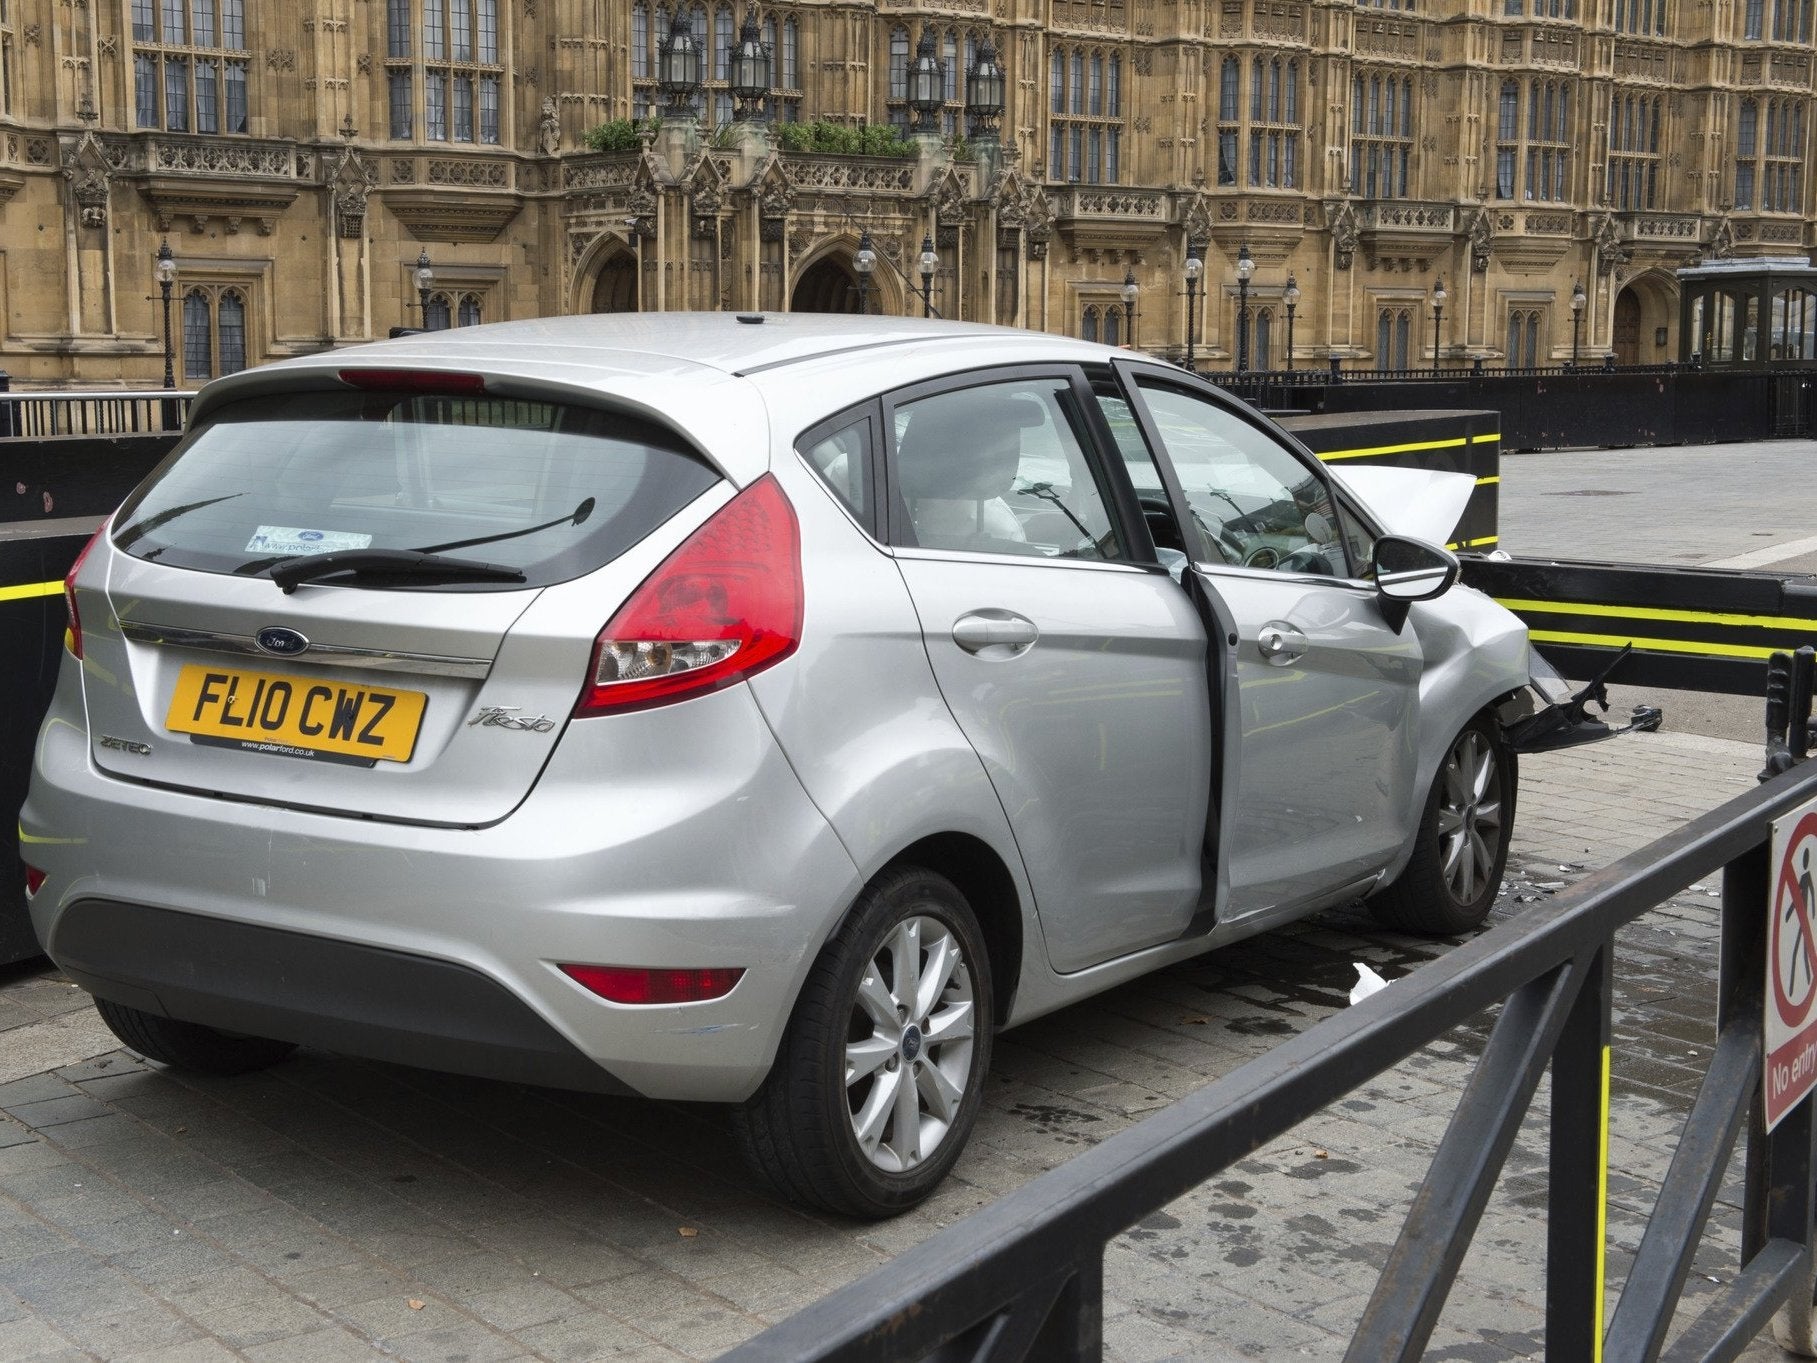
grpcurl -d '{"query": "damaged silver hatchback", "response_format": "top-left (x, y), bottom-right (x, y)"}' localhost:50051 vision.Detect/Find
top-left (24, 315), bottom-right (1581, 1217)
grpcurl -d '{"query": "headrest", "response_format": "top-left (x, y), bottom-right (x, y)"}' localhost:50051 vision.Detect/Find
top-left (897, 392), bottom-right (1042, 500)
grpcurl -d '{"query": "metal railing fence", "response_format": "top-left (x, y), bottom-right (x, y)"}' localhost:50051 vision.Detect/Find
top-left (0, 390), bottom-right (196, 439)
top-left (723, 736), bottom-right (1817, 1362)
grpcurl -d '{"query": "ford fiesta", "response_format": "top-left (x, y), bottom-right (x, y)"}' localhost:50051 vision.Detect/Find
top-left (22, 314), bottom-right (1538, 1217)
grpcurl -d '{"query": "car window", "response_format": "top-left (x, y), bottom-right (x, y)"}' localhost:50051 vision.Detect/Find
top-left (112, 389), bottom-right (722, 588)
top-left (1131, 379), bottom-right (1351, 578)
top-left (890, 379), bottom-right (1124, 562)
top-left (800, 416), bottom-right (873, 525)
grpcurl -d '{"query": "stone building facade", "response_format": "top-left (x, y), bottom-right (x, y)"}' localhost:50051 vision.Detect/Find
top-left (0, 0), bottom-right (1810, 388)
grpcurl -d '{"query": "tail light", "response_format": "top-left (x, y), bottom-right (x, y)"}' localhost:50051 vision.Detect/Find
top-left (559, 963), bottom-right (745, 1005)
top-left (63, 522), bottom-right (108, 659)
top-left (23, 866), bottom-right (46, 900)
top-left (575, 474), bottom-right (802, 716)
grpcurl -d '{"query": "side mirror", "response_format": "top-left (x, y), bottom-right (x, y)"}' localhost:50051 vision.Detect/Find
top-left (1372, 535), bottom-right (1459, 632)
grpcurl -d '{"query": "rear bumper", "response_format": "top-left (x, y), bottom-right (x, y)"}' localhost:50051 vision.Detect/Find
top-left (51, 898), bottom-right (637, 1095)
top-left (22, 673), bottom-right (863, 1102)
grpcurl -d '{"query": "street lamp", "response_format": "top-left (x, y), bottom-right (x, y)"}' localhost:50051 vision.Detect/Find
top-left (1283, 273), bottom-right (1300, 372)
top-left (1430, 275), bottom-right (1447, 375)
top-left (1234, 243), bottom-right (1255, 375)
top-left (414, 249), bottom-right (435, 327)
top-left (964, 36), bottom-right (1005, 141)
top-left (154, 239), bottom-right (177, 390)
top-left (854, 230), bottom-right (876, 314)
top-left (1122, 268), bottom-right (1138, 347)
top-left (907, 28), bottom-right (944, 134)
top-left (1570, 279), bottom-right (1586, 368)
top-left (657, 9), bottom-right (702, 117)
top-left (728, 8), bottom-right (771, 122)
top-left (917, 235), bottom-right (938, 318)
top-left (1183, 243), bottom-right (1203, 372)
top-left (155, 239), bottom-right (177, 428)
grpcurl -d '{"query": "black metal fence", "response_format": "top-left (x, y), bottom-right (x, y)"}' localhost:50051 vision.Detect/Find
top-left (0, 388), bottom-right (195, 439)
top-left (1221, 362), bottom-right (1817, 450)
top-left (723, 720), bottom-right (1817, 1362)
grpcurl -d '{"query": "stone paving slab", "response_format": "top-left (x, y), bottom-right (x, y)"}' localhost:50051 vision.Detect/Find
top-left (0, 728), bottom-right (1801, 1362)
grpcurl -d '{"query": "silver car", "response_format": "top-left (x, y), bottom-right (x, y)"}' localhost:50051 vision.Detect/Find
top-left (22, 314), bottom-right (1530, 1218)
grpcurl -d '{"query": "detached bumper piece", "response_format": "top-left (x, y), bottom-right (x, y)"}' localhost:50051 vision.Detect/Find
top-left (1506, 644), bottom-right (1664, 755)
top-left (49, 899), bottom-right (635, 1095)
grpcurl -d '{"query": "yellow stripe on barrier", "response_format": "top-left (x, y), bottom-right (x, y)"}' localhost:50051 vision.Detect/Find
top-left (1470, 432), bottom-right (1502, 444)
top-left (1451, 536), bottom-right (1500, 549)
top-left (1527, 627), bottom-right (1783, 660)
top-left (0, 580), bottom-right (63, 603)
top-left (1315, 436), bottom-right (1470, 462)
top-left (1498, 596), bottom-right (1817, 634)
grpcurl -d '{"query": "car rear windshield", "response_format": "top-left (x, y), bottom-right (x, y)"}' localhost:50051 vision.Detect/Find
top-left (111, 388), bottom-right (724, 588)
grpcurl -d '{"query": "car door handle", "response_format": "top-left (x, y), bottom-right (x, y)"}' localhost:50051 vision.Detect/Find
top-left (952, 610), bottom-right (1039, 657)
top-left (1256, 622), bottom-right (1308, 666)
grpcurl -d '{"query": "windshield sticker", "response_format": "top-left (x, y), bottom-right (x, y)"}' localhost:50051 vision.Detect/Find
top-left (245, 526), bottom-right (374, 557)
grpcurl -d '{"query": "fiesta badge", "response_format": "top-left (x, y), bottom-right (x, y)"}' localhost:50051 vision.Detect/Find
top-left (255, 626), bottom-right (310, 657)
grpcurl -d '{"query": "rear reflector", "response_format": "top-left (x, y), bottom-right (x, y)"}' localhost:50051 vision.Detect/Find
top-left (23, 865), bottom-right (45, 899)
top-left (559, 963), bottom-right (745, 1005)
top-left (338, 368), bottom-right (488, 395)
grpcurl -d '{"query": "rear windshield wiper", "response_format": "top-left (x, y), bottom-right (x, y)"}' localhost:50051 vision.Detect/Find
top-left (268, 549), bottom-right (528, 595)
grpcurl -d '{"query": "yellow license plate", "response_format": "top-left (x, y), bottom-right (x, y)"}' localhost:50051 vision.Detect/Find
top-left (166, 665), bottom-right (427, 765)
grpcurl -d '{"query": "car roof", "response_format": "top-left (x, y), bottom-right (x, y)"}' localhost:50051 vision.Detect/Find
top-left (184, 313), bottom-right (1140, 487)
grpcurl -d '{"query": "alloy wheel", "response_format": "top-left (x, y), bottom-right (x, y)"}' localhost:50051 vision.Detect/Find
top-left (1436, 728), bottom-right (1503, 905)
top-left (844, 914), bottom-right (976, 1173)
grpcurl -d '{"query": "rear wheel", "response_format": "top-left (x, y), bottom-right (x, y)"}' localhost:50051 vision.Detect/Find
top-left (733, 866), bottom-right (993, 1219)
top-left (1369, 714), bottom-right (1516, 935)
top-left (94, 998), bottom-right (296, 1076)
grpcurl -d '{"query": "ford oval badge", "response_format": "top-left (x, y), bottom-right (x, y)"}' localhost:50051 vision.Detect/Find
top-left (255, 627), bottom-right (310, 657)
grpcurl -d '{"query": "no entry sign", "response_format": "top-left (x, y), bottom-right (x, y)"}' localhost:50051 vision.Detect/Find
top-left (1766, 797), bottom-right (1817, 1131)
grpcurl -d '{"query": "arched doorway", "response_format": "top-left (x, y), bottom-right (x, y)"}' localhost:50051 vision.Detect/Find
top-left (791, 256), bottom-right (865, 314)
top-left (591, 251), bottom-right (638, 313)
top-left (1613, 289), bottom-right (1642, 366)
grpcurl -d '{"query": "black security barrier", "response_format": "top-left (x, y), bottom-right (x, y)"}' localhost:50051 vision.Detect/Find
top-left (1225, 363), bottom-right (1815, 450)
top-left (722, 755), bottom-right (1817, 1363)
top-left (1463, 556), bottom-right (1817, 697)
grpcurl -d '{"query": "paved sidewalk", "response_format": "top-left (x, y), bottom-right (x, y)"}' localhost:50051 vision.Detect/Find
top-left (0, 726), bottom-right (1791, 1362)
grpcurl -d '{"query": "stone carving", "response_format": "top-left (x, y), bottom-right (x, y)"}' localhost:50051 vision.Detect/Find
top-left (1468, 207), bottom-right (1493, 272)
top-left (23, 23), bottom-right (40, 44)
top-left (326, 143), bottom-right (376, 239)
top-left (97, 35), bottom-right (116, 57)
top-left (778, 156), bottom-right (915, 192)
top-left (1709, 215), bottom-right (1735, 260)
top-left (428, 158), bottom-right (509, 186)
top-left (538, 98), bottom-right (560, 157)
top-left (931, 167), bottom-right (967, 223)
top-left (26, 138), bottom-right (54, 165)
top-left (63, 132), bottom-right (111, 229)
top-left (1326, 199), bottom-right (1359, 270)
top-left (1181, 192), bottom-right (1215, 243)
top-left (356, 53), bottom-right (371, 74)
top-left (152, 138), bottom-right (298, 177)
top-left (1592, 212), bottom-right (1632, 275)
top-left (266, 49), bottom-right (295, 71)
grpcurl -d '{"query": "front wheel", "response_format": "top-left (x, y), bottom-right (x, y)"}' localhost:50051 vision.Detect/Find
top-left (1368, 714), bottom-right (1516, 935)
top-left (733, 866), bottom-right (993, 1219)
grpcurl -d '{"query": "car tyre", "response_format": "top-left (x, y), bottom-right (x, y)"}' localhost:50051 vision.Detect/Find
top-left (94, 998), bottom-right (297, 1076)
top-left (733, 866), bottom-right (993, 1220)
top-left (1368, 713), bottom-right (1516, 935)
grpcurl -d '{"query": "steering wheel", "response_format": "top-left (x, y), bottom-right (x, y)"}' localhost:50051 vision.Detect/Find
top-left (1278, 545), bottom-right (1337, 575)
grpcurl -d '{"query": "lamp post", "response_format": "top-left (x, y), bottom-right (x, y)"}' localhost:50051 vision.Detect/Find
top-left (1570, 279), bottom-right (1586, 368)
top-left (907, 29), bottom-right (944, 134)
top-left (155, 239), bottom-right (177, 428)
top-left (964, 36), bottom-right (1004, 141)
top-left (1183, 243), bottom-right (1203, 372)
top-left (1283, 273), bottom-right (1300, 373)
top-left (656, 9), bottom-right (702, 118)
top-left (1122, 268), bottom-right (1138, 347)
top-left (728, 8), bottom-right (771, 122)
top-left (917, 235), bottom-right (938, 317)
top-left (854, 229), bottom-right (876, 315)
top-left (1430, 275), bottom-right (1447, 375)
top-left (1234, 243), bottom-right (1255, 374)
top-left (414, 249), bottom-right (435, 328)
